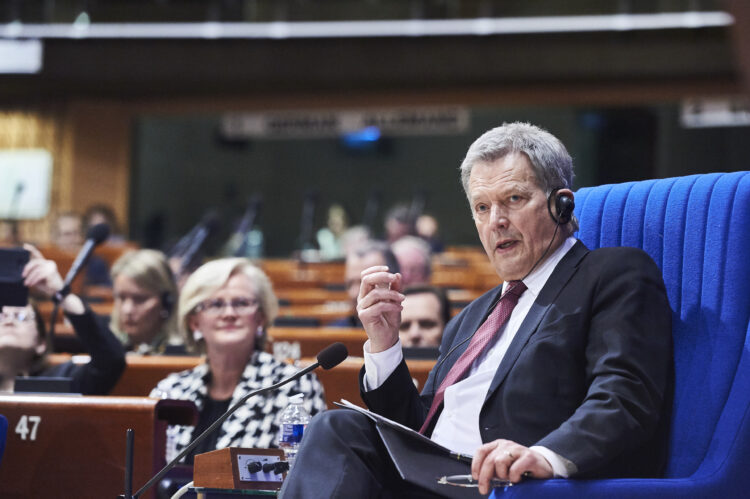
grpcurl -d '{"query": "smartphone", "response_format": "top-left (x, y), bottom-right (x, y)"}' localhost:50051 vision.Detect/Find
top-left (0, 247), bottom-right (30, 307)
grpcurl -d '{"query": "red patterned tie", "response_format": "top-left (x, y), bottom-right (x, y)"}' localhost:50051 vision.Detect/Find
top-left (419, 280), bottom-right (527, 435)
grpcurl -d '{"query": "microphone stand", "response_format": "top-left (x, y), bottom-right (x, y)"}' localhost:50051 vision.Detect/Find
top-left (124, 360), bottom-right (323, 499)
top-left (48, 224), bottom-right (110, 347)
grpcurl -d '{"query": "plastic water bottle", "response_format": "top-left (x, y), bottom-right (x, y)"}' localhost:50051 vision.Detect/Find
top-left (278, 393), bottom-right (310, 467)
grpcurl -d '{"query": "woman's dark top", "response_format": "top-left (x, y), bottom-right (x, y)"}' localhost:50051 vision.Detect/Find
top-left (186, 397), bottom-right (232, 464)
top-left (37, 306), bottom-right (126, 395)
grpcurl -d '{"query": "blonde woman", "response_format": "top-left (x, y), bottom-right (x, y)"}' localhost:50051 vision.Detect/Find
top-left (110, 249), bottom-right (182, 354)
top-left (150, 258), bottom-right (326, 463)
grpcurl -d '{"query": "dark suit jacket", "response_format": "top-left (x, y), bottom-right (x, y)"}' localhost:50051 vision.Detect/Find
top-left (361, 241), bottom-right (673, 478)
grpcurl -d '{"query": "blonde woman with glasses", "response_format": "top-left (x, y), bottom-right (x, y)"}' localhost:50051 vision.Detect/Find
top-left (150, 258), bottom-right (326, 463)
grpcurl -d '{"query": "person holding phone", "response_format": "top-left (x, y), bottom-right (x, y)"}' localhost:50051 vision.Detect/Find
top-left (0, 245), bottom-right (125, 394)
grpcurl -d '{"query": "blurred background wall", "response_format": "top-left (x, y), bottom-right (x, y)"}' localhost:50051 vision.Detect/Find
top-left (1, 0), bottom-right (748, 255)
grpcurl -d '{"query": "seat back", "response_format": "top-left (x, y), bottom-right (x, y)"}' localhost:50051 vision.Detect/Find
top-left (0, 414), bottom-right (7, 466)
top-left (574, 172), bottom-right (750, 478)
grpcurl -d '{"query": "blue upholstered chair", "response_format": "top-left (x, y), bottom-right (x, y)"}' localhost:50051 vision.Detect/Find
top-left (0, 414), bottom-right (7, 467)
top-left (491, 171), bottom-right (750, 498)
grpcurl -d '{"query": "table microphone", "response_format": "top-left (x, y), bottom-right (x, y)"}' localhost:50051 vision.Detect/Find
top-left (54, 222), bottom-right (110, 303)
top-left (123, 342), bottom-right (349, 499)
top-left (49, 223), bottom-right (110, 343)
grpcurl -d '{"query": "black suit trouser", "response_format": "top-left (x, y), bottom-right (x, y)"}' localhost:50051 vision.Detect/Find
top-left (279, 409), bottom-right (451, 498)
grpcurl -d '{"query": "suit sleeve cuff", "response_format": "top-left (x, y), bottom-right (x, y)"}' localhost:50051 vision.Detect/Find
top-left (363, 339), bottom-right (403, 391)
top-left (529, 446), bottom-right (577, 478)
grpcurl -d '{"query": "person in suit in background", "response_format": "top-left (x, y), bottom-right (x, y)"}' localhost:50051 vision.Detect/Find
top-left (392, 235), bottom-right (432, 288)
top-left (416, 213), bottom-right (444, 253)
top-left (331, 240), bottom-right (400, 328)
top-left (383, 203), bottom-right (414, 244)
top-left (399, 285), bottom-right (450, 351)
top-left (281, 122), bottom-right (672, 497)
top-left (84, 203), bottom-right (126, 244)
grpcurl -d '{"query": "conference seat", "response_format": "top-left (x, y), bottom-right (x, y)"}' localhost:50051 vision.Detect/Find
top-left (492, 171), bottom-right (750, 497)
top-left (0, 414), bottom-right (7, 467)
top-left (267, 327), bottom-right (367, 359)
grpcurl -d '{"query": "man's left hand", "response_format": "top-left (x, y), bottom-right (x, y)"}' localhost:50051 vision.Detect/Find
top-left (471, 439), bottom-right (553, 494)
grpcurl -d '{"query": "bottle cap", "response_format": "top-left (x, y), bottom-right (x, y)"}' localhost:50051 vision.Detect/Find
top-left (289, 393), bottom-right (304, 404)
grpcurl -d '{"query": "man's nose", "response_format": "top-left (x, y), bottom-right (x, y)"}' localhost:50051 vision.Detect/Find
top-left (408, 324), bottom-right (422, 340)
top-left (490, 204), bottom-right (509, 228)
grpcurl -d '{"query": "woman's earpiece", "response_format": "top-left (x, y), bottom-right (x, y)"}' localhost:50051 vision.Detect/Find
top-left (161, 291), bottom-right (175, 317)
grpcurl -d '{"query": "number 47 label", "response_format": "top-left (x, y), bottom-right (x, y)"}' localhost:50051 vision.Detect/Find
top-left (15, 415), bottom-right (41, 441)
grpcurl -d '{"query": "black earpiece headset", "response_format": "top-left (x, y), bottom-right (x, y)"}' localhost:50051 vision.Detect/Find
top-left (161, 260), bottom-right (178, 316)
top-left (161, 291), bottom-right (175, 315)
top-left (548, 187), bottom-right (575, 225)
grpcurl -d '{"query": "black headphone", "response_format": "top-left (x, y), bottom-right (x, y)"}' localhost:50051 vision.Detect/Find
top-left (161, 291), bottom-right (175, 315)
top-left (548, 187), bottom-right (575, 225)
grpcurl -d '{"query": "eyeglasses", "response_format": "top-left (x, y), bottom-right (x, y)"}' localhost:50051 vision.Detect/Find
top-left (437, 474), bottom-right (513, 488)
top-left (399, 319), bottom-right (440, 331)
top-left (0, 309), bottom-right (36, 324)
top-left (195, 297), bottom-right (260, 316)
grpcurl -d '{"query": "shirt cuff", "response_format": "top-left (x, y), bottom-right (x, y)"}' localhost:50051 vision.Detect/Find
top-left (362, 339), bottom-right (404, 391)
top-left (529, 446), bottom-right (577, 478)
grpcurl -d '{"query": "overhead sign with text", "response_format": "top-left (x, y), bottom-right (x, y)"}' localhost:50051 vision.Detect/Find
top-left (220, 107), bottom-right (470, 139)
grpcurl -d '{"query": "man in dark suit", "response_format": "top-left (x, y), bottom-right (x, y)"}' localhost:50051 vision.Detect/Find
top-left (281, 123), bottom-right (672, 497)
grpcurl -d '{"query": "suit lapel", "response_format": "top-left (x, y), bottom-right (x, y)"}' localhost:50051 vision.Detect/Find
top-left (432, 285), bottom-right (503, 388)
top-left (485, 240), bottom-right (589, 400)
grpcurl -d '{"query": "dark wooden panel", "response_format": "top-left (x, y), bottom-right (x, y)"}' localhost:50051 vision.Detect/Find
top-left (0, 395), bottom-right (195, 499)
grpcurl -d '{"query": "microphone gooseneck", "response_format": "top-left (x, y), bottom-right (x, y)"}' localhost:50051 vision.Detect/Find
top-left (177, 212), bottom-right (221, 276)
top-left (49, 223), bottom-right (110, 343)
top-left (129, 343), bottom-right (349, 499)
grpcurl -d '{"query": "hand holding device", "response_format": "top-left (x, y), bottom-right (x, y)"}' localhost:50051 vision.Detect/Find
top-left (21, 244), bottom-right (64, 300)
top-left (0, 247), bottom-right (30, 307)
top-left (21, 245), bottom-right (85, 315)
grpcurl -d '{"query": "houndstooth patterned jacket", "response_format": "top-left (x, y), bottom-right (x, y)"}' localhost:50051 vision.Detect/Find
top-left (150, 351), bottom-right (327, 460)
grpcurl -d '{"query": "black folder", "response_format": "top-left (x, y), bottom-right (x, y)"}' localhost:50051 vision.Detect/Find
top-left (334, 401), bottom-right (485, 498)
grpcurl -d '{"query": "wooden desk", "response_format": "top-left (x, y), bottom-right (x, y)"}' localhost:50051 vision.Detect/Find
top-left (276, 303), bottom-right (353, 324)
top-left (47, 353), bottom-right (204, 397)
top-left (260, 259), bottom-right (344, 289)
top-left (110, 355), bottom-right (204, 396)
top-left (267, 327), bottom-right (367, 359)
top-left (0, 394), bottom-right (196, 499)
top-left (275, 288), bottom-right (348, 305)
top-left (45, 352), bottom-right (435, 411)
top-left (305, 357), bottom-right (436, 410)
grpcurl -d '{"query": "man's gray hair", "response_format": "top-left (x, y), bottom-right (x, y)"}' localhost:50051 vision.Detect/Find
top-left (392, 235), bottom-right (432, 277)
top-left (460, 122), bottom-right (575, 198)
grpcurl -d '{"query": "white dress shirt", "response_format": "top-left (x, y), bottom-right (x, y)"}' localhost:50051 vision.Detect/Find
top-left (363, 236), bottom-right (578, 478)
